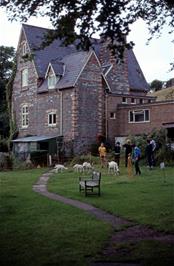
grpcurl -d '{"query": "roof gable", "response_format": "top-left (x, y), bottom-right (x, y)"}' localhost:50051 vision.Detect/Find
top-left (22, 24), bottom-right (149, 93)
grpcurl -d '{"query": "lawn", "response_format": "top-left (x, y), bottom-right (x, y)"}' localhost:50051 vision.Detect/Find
top-left (48, 163), bottom-right (174, 233)
top-left (0, 169), bottom-right (110, 266)
top-left (0, 163), bottom-right (173, 266)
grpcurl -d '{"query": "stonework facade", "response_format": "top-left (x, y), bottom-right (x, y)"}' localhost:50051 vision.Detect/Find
top-left (12, 24), bottom-right (174, 157)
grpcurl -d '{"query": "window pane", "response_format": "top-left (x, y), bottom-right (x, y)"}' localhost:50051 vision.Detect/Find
top-left (49, 114), bottom-right (52, 124)
top-left (135, 113), bottom-right (144, 122)
top-left (129, 111), bottom-right (133, 122)
top-left (53, 114), bottom-right (56, 124)
top-left (48, 75), bottom-right (56, 89)
top-left (145, 110), bottom-right (149, 121)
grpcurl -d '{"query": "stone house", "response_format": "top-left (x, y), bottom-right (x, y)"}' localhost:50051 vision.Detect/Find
top-left (12, 24), bottom-right (174, 159)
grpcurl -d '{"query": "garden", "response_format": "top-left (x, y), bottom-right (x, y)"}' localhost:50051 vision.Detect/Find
top-left (0, 155), bottom-right (173, 266)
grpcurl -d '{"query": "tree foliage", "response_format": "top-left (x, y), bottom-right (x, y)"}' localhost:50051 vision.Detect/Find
top-left (0, 46), bottom-right (15, 108)
top-left (0, 46), bottom-right (15, 142)
top-left (1, 0), bottom-right (174, 61)
top-left (150, 79), bottom-right (163, 91)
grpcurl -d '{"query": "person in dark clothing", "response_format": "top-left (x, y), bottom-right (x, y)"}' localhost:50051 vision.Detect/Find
top-left (145, 139), bottom-right (153, 169)
top-left (114, 141), bottom-right (121, 166)
top-left (123, 139), bottom-right (132, 167)
top-left (133, 145), bottom-right (141, 175)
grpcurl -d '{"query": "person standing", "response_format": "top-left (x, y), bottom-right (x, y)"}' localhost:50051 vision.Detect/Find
top-left (98, 142), bottom-right (107, 168)
top-left (145, 139), bottom-right (153, 169)
top-left (114, 141), bottom-right (121, 166)
top-left (150, 138), bottom-right (156, 166)
top-left (123, 139), bottom-right (132, 167)
top-left (133, 145), bottom-right (141, 175)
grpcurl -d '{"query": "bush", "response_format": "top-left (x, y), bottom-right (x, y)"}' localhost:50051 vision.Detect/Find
top-left (129, 128), bottom-right (174, 166)
top-left (0, 152), bottom-right (12, 170)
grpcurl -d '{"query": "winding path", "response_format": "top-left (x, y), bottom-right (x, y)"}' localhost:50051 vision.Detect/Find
top-left (33, 170), bottom-right (174, 265)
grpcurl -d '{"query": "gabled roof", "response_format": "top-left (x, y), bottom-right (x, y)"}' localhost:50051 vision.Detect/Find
top-left (22, 24), bottom-right (77, 78)
top-left (51, 60), bottom-right (65, 76)
top-left (45, 61), bottom-right (65, 78)
top-left (22, 24), bottom-right (149, 92)
top-left (38, 51), bottom-right (93, 92)
top-left (56, 51), bottom-right (91, 89)
top-left (127, 49), bottom-right (150, 92)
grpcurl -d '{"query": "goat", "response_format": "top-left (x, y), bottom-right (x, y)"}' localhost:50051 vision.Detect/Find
top-left (108, 161), bottom-right (120, 175)
top-left (82, 162), bottom-right (93, 172)
top-left (73, 164), bottom-right (84, 173)
top-left (53, 164), bottom-right (68, 173)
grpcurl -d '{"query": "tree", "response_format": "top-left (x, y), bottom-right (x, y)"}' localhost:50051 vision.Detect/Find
top-left (166, 78), bottom-right (174, 88)
top-left (150, 79), bottom-right (163, 91)
top-left (0, 46), bottom-right (15, 141)
top-left (1, 1), bottom-right (174, 62)
top-left (0, 46), bottom-right (15, 108)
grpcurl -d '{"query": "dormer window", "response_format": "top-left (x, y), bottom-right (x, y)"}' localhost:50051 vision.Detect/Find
top-left (48, 74), bottom-right (57, 89)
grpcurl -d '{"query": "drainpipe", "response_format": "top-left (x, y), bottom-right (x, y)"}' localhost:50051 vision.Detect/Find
top-left (60, 90), bottom-right (63, 136)
top-left (105, 93), bottom-right (108, 139)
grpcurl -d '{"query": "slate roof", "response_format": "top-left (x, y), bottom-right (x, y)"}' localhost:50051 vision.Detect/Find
top-left (127, 49), bottom-right (150, 92)
top-left (23, 24), bottom-right (77, 78)
top-left (22, 24), bottom-right (149, 92)
top-left (50, 60), bottom-right (65, 76)
top-left (38, 51), bottom-right (90, 92)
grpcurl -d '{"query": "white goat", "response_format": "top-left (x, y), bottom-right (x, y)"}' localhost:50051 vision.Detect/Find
top-left (53, 164), bottom-right (68, 173)
top-left (82, 162), bottom-right (93, 172)
top-left (108, 161), bottom-right (120, 175)
top-left (73, 164), bottom-right (84, 173)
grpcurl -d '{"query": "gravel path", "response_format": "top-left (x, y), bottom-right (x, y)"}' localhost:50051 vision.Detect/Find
top-left (33, 171), bottom-right (174, 265)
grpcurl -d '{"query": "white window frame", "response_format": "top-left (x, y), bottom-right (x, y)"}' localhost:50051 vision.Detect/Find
top-left (21, 104), bottom-right (29, 128)
top-left (21, 68), bottom-right (28, 87)
top-left (122, 97), bottom-right (127, 104)
top-left (48, 112), bottom-right (57, 127)
top-left (110, 112), bottom-right (116, 119)
top-left (48, 74), bottom-right (57, 89)
top-left (129, 109), bottom-right (150, 123)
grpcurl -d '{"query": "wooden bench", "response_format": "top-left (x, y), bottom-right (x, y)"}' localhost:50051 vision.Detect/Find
top-left (79, 171), bottom-right (101, 196)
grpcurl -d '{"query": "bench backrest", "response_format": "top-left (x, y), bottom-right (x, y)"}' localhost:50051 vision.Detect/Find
top-left (92, 171), bottom-right (101, 181)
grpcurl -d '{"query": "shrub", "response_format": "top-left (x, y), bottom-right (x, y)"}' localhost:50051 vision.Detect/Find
top-left (129, 128), bottom-right (174, 166)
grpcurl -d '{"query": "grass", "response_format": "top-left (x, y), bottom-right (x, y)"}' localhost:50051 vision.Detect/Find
top-left (0, 162), bottom-right (173, 266)
top-left (48, 162), bottom-right (174, 232)
top-left (0, 169), bottom-right (110, 266)
top-left (49, 161), bottom-right (174, 232)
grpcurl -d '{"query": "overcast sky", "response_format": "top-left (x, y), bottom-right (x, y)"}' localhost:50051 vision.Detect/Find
top-left (0, 8), bottom-right (173, 83)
